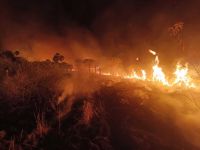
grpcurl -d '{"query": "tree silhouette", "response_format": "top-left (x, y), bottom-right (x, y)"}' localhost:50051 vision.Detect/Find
top-left (0, 50), bottom-right (16, 61)
top-left (14, 50), bottom-right (20, 56)
top-left (52, 53), bottom-right (64, 63)
top-left (168, 22), bottom-right (184, 52)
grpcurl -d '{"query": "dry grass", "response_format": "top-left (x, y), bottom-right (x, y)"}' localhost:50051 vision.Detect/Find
top-left (81, 100), bottom-right (94, 125)
top-left (35, 113), bottom-right (49, 137)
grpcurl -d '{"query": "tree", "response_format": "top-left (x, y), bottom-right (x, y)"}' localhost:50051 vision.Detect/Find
top-left (14, 50), bottom-right (20, 56)
top-left (52, 53), bottom-right (64, 63)
top-left (0, 50), bottom-right (16, 61)
top-left (168, 22), bottom-right (184, 52)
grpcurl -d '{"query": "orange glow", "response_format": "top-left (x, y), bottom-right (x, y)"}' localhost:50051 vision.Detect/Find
top-left (151, 51), bottom-right (169, 86)
top-left (101, 50), bottom-right (196, 89)
top-left (173, 63), bottom-right (195, 88)
top-left (133, 70), bottom-right (146, 81)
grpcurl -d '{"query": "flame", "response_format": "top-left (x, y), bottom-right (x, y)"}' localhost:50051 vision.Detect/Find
top-left (173, 63), bottom-right (195, 88)
top-left (101, 50), bottom-right (197, 89)
top-left (149, 49), bottom-right (157, 55)
top-left (150, 51), bottom-right (169, 86)
top-left (152, 64), bottom-right (169, 86)
top-left (133, 70), bottom-right (146, 81)
top-left (102, 72), bottom-right (112, 76)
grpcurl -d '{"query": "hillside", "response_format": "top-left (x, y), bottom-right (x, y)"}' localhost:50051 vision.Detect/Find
top-left (0, 52), bottom-right (200, 150)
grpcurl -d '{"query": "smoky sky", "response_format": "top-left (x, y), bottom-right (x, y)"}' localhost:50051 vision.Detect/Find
top-left (1, 0), bottom-right (200, 68)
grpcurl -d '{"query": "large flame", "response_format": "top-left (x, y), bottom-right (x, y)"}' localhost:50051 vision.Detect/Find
top-left (101, 50), bottom-right (196, 89)
top-left (173, 63), bottom-right (195, 88)
top-left (150, 50), bottom-right (169, 86)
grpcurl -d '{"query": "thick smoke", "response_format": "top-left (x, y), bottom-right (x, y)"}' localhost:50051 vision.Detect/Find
top-left (0, 0), bottom-right (104, 62)
top-left (1, 0), bottom-right (200, 70)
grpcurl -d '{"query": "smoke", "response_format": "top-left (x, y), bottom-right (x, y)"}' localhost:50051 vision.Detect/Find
top-left (160, 91), bottom-right (200, 148)
top-left (1, 0), bottom-right (200, 148)
top-left (0, 20), bottom-right (102, 62)
top-left (130, 84), bottom-right (200, 148)
top-left (56, 72), bottom-right (103, 121)
top-left (57, 71), bottom-right (103, 104)
top-left (92, 0), bottom-right (200, 69)
top-left (1, 0), bottom-right (200, 70)
top-left (0, 0), bottom-right (103, 62)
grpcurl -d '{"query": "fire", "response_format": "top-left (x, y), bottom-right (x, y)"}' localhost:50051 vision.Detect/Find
top-left (173, 63), bottom-right (195, 88)
top-left (133, 70), bottom-right (146, 81)
top-left (101, 50), bottom-right (197, 89)
top-left (150, 51), bottom-right (169, 86)
top-left (102, 72), bottom-right (112, 76)
top-left (123, 69), bottom-right (146, 80)
top-left (149, 49), bottom-right (157, 55)
top-left (152, 64), bottom-right (169, 86)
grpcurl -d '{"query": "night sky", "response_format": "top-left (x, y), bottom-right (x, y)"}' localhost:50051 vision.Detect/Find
top-left (1, 0), bottom-right (186, 30)
top-left (3, 0), bottom-right (115, 29)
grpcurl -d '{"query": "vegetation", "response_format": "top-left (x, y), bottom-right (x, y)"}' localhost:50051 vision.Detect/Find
top-left (52, 53), bottom-right (65, 63)
top-left (0, 50), bottom-right (199, 150)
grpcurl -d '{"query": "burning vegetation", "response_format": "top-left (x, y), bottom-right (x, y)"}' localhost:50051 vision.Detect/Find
top-left (1, 0), bottom-right (200, 150)
top-left (0, 46), bottom-right (200, 150)
top-left (102, 49), bottom-right (196, 89)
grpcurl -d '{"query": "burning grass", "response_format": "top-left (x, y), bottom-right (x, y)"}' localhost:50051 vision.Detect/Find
top-left (103, 49), bottom-right (197, 89)
top-left (0, 51), bottom-right (200, 150)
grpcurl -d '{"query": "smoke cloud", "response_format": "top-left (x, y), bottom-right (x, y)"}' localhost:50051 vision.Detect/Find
top-left (1, 0), bottom-right (200, 69)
